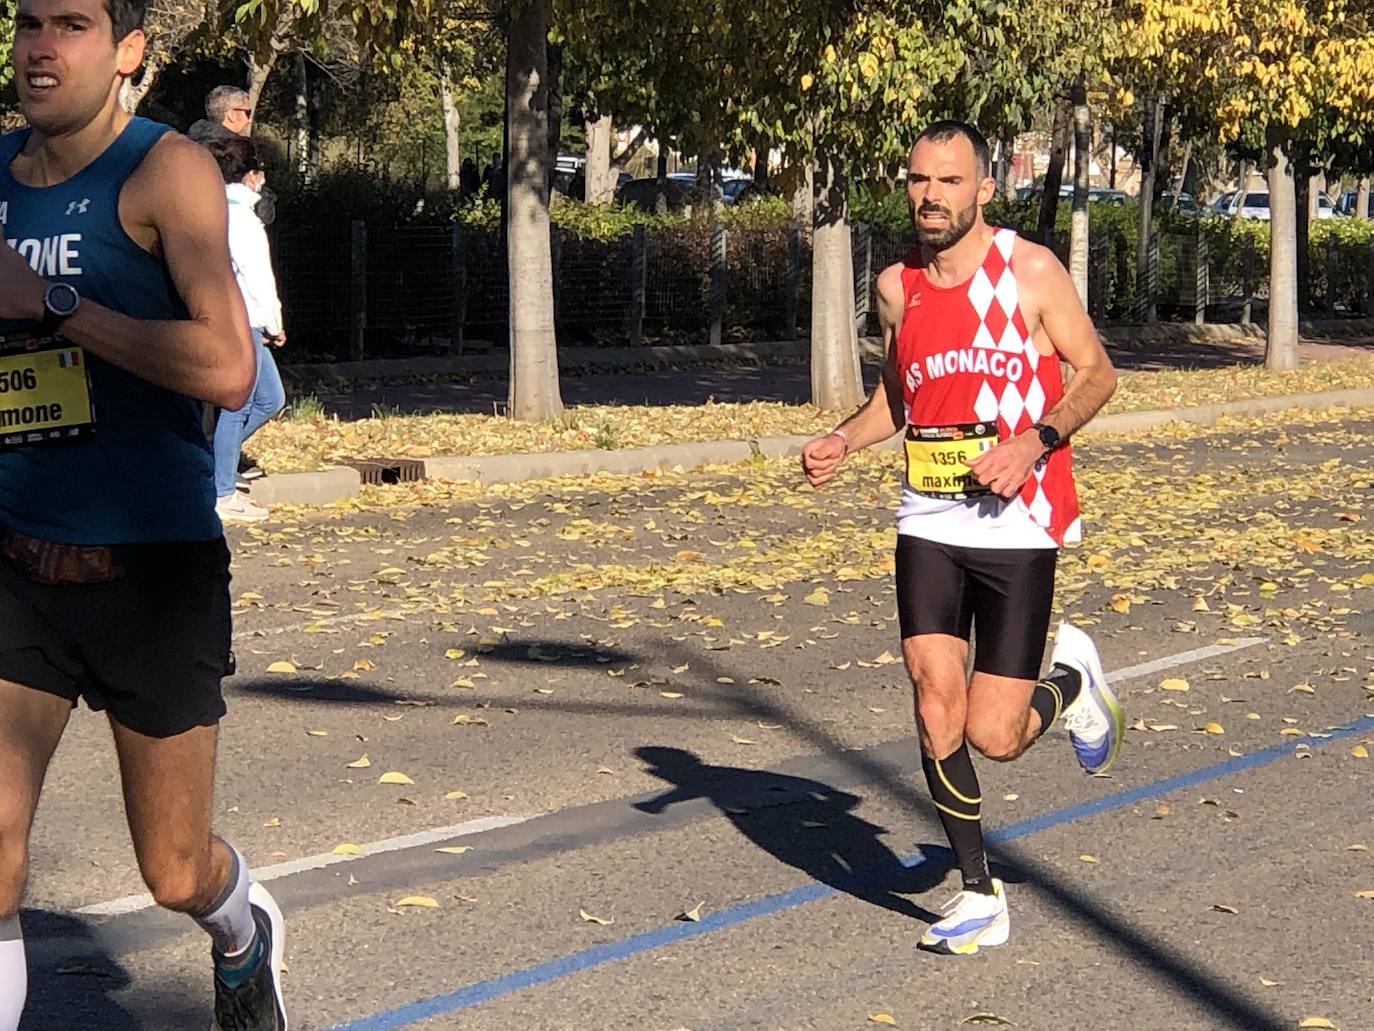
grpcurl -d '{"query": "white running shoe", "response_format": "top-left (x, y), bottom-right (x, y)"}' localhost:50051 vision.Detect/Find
top-left (217, 493), bottom-right (269, 524)
top-left (918, 878), bottom-right (1009, 955)
top-left (1052, 622), bottom-right (1125, 775)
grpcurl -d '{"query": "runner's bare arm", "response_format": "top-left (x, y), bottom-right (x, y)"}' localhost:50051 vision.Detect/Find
top-left (965, 242), bottom-right (1117, 498)
top-left (0, 136), bottom-right (254, 410)
top-left (800, 263), bottom-right (905, 488)
top-left (1016, 244), bottom-right (1117, 437)
top-left (834, 263), bottom-right (906, 448)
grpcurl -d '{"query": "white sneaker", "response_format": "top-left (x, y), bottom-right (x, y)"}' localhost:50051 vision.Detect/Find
top-left (918, 878), bottom-right (1009, 955)
top-left (216, 493), bottom-right (269, 524)
top-left (1053, 623), bottom-right (1124, 774)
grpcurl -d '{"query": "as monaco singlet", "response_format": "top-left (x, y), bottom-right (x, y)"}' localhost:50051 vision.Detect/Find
top-left (894, 228), bottom-right (1081, 548)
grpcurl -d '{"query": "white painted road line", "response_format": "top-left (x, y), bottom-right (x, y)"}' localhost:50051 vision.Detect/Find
top-left (1105, 638), bottom-right (1267, 684)
top-left (75, 636), bottom-right (1268, 920)
top-left (75, 814), bottom-right (536, 918)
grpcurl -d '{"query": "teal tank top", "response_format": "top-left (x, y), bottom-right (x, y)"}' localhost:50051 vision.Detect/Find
top-left (0, 117), bottom-right (220, 544)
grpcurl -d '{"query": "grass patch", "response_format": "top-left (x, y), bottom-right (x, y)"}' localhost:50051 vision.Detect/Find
top-left (252, 354), bottom-right (1374, 473)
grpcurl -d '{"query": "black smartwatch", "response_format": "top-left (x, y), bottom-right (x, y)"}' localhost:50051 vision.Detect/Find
top-left (1033, 422), bottom-right (1061, 452)
top-left (41, 282), bottom-right (81, 335)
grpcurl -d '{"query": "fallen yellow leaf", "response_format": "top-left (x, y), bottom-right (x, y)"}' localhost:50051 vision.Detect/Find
top-left (443, 790), bottom-right (469, 800)
top-left (393, 896), bottom-right (440, 909)
top-left (868, 1016), bottom-right (897, 1027)
top-left (346, 755), bottom-right (372, 769)
top-left (331, 843), bottom-right (361, 857)
top-left (578, 909), bottom-right (614, 925)
top-left (434, 846), bottom-right (472, 855)
top-left (677, 901), bottom-right (705, 922)
top-left (1297, 1019), bottom-right (1338, 1030)
top-left (1352, 745), bottom-right (1370, 759)
top-left (378, 771), bottom-right (415, 786)
top-left (1160, 678), bottom-right (1190, 692)
top-left (266, 660), bottom-right (297, 674)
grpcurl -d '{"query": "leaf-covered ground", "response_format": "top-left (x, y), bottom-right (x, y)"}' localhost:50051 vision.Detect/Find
top-left (250, 355), bottom-right (1374, 472)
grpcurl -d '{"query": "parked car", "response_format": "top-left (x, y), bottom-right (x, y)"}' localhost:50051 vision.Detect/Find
top-left (615, 176), bottom-right (708, 213)
top-left (1225, 192), bottom-right (1272, 220)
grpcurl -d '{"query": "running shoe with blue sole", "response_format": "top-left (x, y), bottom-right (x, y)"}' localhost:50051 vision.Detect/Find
top-left (918, 878), bottom-right (1009, 955)
top-left (1052, 622), bottom-right (1124, 775)
top-left (211, 881), bottom-right (287, 1030)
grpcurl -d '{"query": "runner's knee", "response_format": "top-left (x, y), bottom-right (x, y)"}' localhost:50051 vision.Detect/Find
top-left (141, 850), bottom-right (216, 914)
top-left (966, 720), bottom-right (1023, 762)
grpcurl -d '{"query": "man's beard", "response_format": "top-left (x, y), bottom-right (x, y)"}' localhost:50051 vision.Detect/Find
top-left (912, 201), bottom-right (978, 250)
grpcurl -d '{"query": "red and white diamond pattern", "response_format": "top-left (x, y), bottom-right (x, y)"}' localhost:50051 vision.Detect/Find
top-left (970, 229), bottom-right (1077, 543)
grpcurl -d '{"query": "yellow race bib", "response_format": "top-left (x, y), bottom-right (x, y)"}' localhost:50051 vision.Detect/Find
top-left (0, 333), bottom-right (96, 448)
top-left (904, 422), bottom-right (997, 498)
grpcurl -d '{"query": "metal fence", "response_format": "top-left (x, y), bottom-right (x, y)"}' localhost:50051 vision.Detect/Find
top-left (271, 221), bottom-right (1374, 362)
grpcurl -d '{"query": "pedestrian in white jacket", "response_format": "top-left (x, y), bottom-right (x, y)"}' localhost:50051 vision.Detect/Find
top-left (206, 135), bottom-right (287, 523)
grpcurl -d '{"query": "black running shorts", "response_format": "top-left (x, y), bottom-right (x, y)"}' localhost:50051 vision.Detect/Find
top-left (0, 535), bottom-right (233, 738)
top-left (895, 534), bottom-right (1057, 681)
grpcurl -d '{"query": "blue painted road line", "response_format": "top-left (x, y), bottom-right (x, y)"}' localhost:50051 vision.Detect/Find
top-left (326, 713), bottom-right (1374, 1031)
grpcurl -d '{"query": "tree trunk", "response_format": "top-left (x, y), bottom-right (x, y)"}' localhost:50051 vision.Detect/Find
top-left (791, 160), bottom-right (814, 238)
top-left (996, 129), bottom-right (1015, 200)
top-left (294, 52), bottom-right (313, 181)
top-left (119, 54), bottom-right (160, 113)
top-left (1168, 140), bottom-right (1192, 213)
top-left (1232, 159), bottom-right (1252, 218)
top-left (440, 65), bottom-right (462, 191)
top-left (753, 142), bottom-right (770, 192)
top-left (810, 147), bottom-right (863, 411)
top-left (1308, 170), bottom-right (1324, 221)
top-left (1068, 80), bottom-right (1091, 307)
top-left (246, 52), bottom-right (277, 121)
top-left (583, 115), bottom-right (613, 203)
top-left (1037, 96), bottom-right (1070, 244)
top-left (1358, 176), bottom-right (1370, 219)
top-left (544, 41), bottom-right (563, 192)
top-left (505, 0), bottom-right (562, 420)
top-left (1135, 94), bottom-right (1165, 321)
top-left (1108, 123), bottom-right (1117, 189)
top-left (1265, 124), bottom-right (1299, 371)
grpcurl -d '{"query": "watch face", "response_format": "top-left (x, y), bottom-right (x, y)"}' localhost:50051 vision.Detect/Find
top-left (47, 283), bottom-right (80, 317)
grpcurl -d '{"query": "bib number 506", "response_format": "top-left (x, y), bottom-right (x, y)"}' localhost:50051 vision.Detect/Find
top-left (0, 368), bottom-right (38, 393)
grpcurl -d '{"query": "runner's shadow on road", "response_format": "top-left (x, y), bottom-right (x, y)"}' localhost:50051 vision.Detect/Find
top-left (20, 909), bottom-right (203, 1030)
top-left (631, 746), bottom-right (1021, 926)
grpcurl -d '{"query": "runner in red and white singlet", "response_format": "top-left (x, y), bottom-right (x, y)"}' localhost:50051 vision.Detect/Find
top-left (802, 122), bottom-right (1126, 955)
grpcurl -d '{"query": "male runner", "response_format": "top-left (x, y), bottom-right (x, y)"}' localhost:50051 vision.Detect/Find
top-left (0, 0), bottom-right (286, 1027)
top-left (802, 121), bottom-right (1124, 955)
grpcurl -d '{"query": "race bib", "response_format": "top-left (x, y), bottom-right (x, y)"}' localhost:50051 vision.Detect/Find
top-left (904, 422), bottom-right (997, 498)
top-left (0, 333), bottom-right (96, 448)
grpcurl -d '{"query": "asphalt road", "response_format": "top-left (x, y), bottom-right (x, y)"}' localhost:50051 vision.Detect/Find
top-left (16, 406), bottom-right (1374, 1031)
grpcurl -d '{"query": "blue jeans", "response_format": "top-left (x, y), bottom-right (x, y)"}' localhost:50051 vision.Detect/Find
top-left (213, 331), bottom-right (286, 498)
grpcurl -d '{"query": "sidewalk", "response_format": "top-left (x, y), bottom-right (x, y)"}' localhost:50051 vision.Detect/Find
top-left (250, 380), bottom-right (1374, 507)
top-left (295, 328), bottom-right (1374, 420)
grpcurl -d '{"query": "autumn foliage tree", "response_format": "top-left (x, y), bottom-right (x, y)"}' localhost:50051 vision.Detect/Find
top-left (1116, 0), bottom-right (1374, 368)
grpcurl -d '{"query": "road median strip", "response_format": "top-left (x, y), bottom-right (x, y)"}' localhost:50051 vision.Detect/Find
top-left (250, 386), bottom-right (1374, 507)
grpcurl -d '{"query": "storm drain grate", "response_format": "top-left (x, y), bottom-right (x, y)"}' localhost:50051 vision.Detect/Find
top-left (340, 458), bottom-right (427, 485)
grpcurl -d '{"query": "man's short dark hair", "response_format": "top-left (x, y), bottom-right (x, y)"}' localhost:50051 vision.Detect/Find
top-left (207, 136), bottom-right (263, 185)
top-left (206, 85), bottom-right (251, 122)
top-left (104, 0), bottom-right (147, 41)
top-left (914, 121), bottom-right (992, 181)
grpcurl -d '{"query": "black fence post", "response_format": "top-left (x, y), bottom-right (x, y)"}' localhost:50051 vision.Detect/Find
top-left (449, 223), bottom-right (467, 355)
top-left (1325, 235), bottom-right (1337, 315)
top-left (629, 225), bottom-right (646, 348)
top-left (709, 224), bottom-right (726, 348)
top-left (1241, 237), bottom-right (1255, 326)
top-left (1194, 227), bottom-right (1208, 325)
top-left (784, 226), bottom-right (800, 340)
top-left (853, 223), bottom-right (872, 336)
top-left (350, 220), bottom-right (367, 361)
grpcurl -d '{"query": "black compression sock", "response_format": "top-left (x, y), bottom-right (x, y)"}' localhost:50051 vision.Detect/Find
top-left (1030, 663), bottom-right (1083, 741)
top-left (921, 742), bottom-right (994, 894)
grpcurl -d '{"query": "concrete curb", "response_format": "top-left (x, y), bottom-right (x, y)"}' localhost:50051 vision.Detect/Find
top-left (253, 386), bottom-right (1374, 508)
top-left (279, 318), bottom-right (1374, 392)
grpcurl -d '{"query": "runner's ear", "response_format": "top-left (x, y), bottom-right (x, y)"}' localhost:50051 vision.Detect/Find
top-left (116, 29), bottom-right (146, 79)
